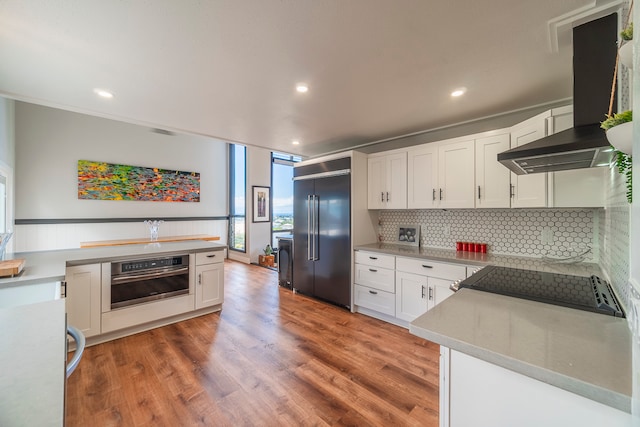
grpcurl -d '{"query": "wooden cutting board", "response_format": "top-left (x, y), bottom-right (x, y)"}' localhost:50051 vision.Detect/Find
top-left (0, 259), bottom-right (25, 277)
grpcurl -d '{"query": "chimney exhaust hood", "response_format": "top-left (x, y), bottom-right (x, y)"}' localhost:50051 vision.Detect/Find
top-left (498, 13), bottom-right (618, 175)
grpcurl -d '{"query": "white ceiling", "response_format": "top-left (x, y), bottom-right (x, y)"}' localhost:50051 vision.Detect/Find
top-left (0, 0), bottom-right (624, 158)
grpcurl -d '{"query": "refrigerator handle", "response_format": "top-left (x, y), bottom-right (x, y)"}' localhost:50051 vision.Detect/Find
top-left (307, 195), bottom-right (312, 261)
top-left (313, 195), bottom-right (319, 261)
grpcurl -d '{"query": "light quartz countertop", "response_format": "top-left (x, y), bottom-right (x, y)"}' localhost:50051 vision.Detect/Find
top-left (0, 240), bottom-right (227, 288)
top-left (356, 243), bottom-right (630, 412)
top-left (410, 289), bottom-right (631, 412)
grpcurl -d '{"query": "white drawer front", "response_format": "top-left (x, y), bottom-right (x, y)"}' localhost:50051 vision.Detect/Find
top-left (196, 251), bottom-right (224, 265)
top-left (355, 251), bottom-right (395, 269)
top-left (395, 257), bottom-right (466, 280)
top-left (354, 285), bottom-right (395, 316)
top-left (355, 264), bottom-right (395, 293)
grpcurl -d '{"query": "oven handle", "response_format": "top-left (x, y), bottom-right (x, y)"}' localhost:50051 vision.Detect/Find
top-left (111, 266), bottom-right (190, 284)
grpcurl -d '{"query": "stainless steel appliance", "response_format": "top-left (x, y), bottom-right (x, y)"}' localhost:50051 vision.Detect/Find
top-left (277, 235), bottom-right (293, 289)
top-left (109, 254), bottom-right (190, 309)
top-left (452, 265), bottom-right (624, 317)
top-left (293, 157), bottom-right (351, 308)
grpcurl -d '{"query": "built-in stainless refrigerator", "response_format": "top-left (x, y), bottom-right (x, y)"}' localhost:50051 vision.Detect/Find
top-left (293, 157), bottom-right (351, 308)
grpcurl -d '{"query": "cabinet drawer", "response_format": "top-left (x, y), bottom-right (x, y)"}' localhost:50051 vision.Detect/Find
top-left (395, 257), bottom-right (466, 280)
top-left (195, 251), bottom-right (224, 265)
top-left (355, 251), bottom-right (395, 269)
top-left (354, 284), bottom-right (395, 316)
top-left (354, 264), bottom-right (395, 293)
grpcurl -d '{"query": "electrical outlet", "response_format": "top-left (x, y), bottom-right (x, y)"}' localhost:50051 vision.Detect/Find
top-left (541, 227), bottom-right (554, 245)
top-left (444, 225), bottom-right (450, 236)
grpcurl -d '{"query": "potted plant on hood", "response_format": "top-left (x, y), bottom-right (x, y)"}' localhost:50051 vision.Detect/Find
top-left (619, 22), bottom-right (633, 68)
top-left (601, 110), bottom-right (633, 203)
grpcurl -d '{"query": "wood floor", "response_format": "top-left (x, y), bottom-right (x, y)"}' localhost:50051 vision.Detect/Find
top-left (66, 260), bottom-right (440, 426)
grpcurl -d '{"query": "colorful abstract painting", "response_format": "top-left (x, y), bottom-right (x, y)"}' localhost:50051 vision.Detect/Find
top-left (78, 160), bottom-right (200, 202)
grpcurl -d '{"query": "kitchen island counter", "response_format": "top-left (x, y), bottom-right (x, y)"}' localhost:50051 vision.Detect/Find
top-left (410, 288), bottom-right (631, 413)
top-left (0, 240), bottom-right (226, 287)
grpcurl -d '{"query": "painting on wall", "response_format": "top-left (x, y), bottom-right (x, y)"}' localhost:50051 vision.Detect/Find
top-left (252, 186), bottom-right (270, 222)
top-left (77, 160), bottom-right (200, 202)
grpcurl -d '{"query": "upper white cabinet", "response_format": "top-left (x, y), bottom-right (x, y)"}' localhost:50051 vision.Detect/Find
top-left (509, 112), bottom-right (549, 208)
top-left (407, 138), bottom-right (474, 209)
top-left (438, 139), bottom-right (475, 208)
top-left (368, 152), bottom-right (407, 209)
top-left (475, 133), bottom-right (511, 208)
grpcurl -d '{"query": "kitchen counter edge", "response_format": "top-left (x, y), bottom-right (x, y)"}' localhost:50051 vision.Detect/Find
top-left (0, 241), bottom-right (227, 287)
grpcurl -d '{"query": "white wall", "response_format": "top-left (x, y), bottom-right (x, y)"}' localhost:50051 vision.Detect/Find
top-left (0, 98), bottom-right (16, 251)
top-left (13, 102), bottom-right (229, 251)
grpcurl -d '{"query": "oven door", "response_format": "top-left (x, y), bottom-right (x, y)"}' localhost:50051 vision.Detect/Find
top-left (110, 264), bottom-right (190, 309)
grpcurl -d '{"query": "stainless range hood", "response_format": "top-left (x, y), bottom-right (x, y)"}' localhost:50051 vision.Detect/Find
top-left (498, 13), bottom-right (618, 175)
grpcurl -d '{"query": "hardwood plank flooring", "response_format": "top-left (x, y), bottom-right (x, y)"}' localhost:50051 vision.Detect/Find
top-left (66, 260), bottom-right (440, 426)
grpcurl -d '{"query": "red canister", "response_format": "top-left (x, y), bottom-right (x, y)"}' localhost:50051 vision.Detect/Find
top-left (474, 243), bottom-right (481, 253)
top-left (462, 242), bottom-right (469, 252)
top-left (480, 243), bottom-right (487, 253)
top-left (456, 241), bottom-right (463, 251)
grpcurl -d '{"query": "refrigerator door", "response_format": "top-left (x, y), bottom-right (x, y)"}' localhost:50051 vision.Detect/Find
top-left (313, 174), bottom-right (351, 307)
top-left (293, 179), bottom-right (314, 296)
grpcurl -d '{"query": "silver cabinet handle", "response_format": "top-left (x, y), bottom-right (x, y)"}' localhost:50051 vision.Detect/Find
top-left (369, 290), bottom-right (378, 295)
top-left (369, 256), bottom-right (378, 260)
top-left (439, 188), bottom-right (443, 201)
top-left (510, 184), bottom-right (515, 199)
top-left (381, 192), bottom-right (384, 202)
top-left (478, 185), bottom-right (481, 200)
top-left (66, 325), bottom-right (85, 378)
top-left (307, 195), bottom-right (312, 260)
top-left (422, 265), bottom-right (433, 269)
top-left (313, 195), bottom-right (319, 261)
top-left (386, 192), bottom-right (389, 202)
top-left (432, 189), bottom-right (436, 201)
top-left (369, 268), bottom-right (378, 272)
top-left (421, 285), bottom-right (426, 298)
top-left (206, 254), bottom-right (216, 258)
top-left (428, 286), bottom-right (434, 300)
top-left (198, 273), bottom-right (202, 285)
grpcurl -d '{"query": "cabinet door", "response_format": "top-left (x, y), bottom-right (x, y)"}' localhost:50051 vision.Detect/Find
top-left (395, 271), bottom-right (429, 322)
top-left (438, 139), bottom-right (475, 208)
top-left (510, 115), bottom-right (548, 208)
top-left (367, 156), bottom-right (386, 209)
top-left (385, 152), bottom-right (408, 209)
top-left (408, 145), bottom-right (438, 208)
top-left (428, 277), bottom-right (456, 309)
top-left (195, 263), bottom-right (224, 309)
top-left (66, 264), bottom-right (101, 338)
top-left (475, 134), bottom-right (511, 208)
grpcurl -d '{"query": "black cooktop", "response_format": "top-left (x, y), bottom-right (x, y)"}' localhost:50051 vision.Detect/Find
top-left (458, 265), bottom-right (625, 317)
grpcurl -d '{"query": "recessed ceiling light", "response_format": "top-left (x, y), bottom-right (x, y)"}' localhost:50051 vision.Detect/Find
top-left (296, 83), bottom-right (309, 93)
top-left (451, 87), bottom-right (467, 97)
top-left (292, 140), bottom-right (300, 145)
top-left (94, 88), bottom-right (114, 99)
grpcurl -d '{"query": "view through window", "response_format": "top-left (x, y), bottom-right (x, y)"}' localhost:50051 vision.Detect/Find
top-left (271, 153), bottom-right (300, 248)
top-left (229, 145), bottom-right (246, 251)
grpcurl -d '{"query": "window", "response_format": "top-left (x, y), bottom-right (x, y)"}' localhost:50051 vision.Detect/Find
top-left (271, 152), bottom-right (300, 248)
top-left (229, 144), bottom-right (246, 252)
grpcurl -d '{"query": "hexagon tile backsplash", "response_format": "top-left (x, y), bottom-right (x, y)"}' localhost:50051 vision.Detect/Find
top-left (378, 208), bottom-right (599, 262)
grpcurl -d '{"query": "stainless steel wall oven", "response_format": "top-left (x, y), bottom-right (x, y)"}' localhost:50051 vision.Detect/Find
top-left (110, 254), bottom-right (190, 309)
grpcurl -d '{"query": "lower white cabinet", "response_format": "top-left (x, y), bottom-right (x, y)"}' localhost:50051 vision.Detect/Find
top-left (395, 257), bottom-right (465, 322)
top-left (440, 347), bottom-right (631, 427)
top-left (195, 250), bottom-right (224, 309)
top-left (65, 263), bottom-right (102, 338)
top-left (355, 251), bottom-right (468, 325)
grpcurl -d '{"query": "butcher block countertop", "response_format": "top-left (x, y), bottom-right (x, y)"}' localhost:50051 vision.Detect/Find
top-left (80, 234), bottom-right (220, 248)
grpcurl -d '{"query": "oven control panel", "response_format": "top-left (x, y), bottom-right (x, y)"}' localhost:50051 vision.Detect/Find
top-left (115, 255), bottom-right (187, 274)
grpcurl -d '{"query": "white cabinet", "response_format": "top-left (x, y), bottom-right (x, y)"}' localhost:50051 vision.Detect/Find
top-left (475, 133), bottom-right (511, 208)
top-left (509, 112), bottom-right (548, 208)
top-left (441, 348), bottom-right (631, 427)
top-left (395, 257), bottom-right (466, 322)
top-left (407, 145), bottom-right (438, 208)
top-left (354, 251), bottom-right (396, 316)
top-left (367, 152), bottom-right (407, 209)
top-left (438, 139), bottom-right (475, 208)
top-left (65, 264), bottom-right (101, 338)
top-left (407, 139), bottom-right (474, 209)
top-left (195, 250), bottom-right (224, 309)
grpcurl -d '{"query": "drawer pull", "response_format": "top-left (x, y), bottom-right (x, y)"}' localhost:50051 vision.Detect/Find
top-left (206, 254), bottom-right (216, 258)
top-left (369, 290), bottom-right (378, 295)
top-left (422, 265), bottom-right (433, 269)
top-left (369, 256), bottom-right (378, 260)
top-left (369, 268), bottom-right (378, 272)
